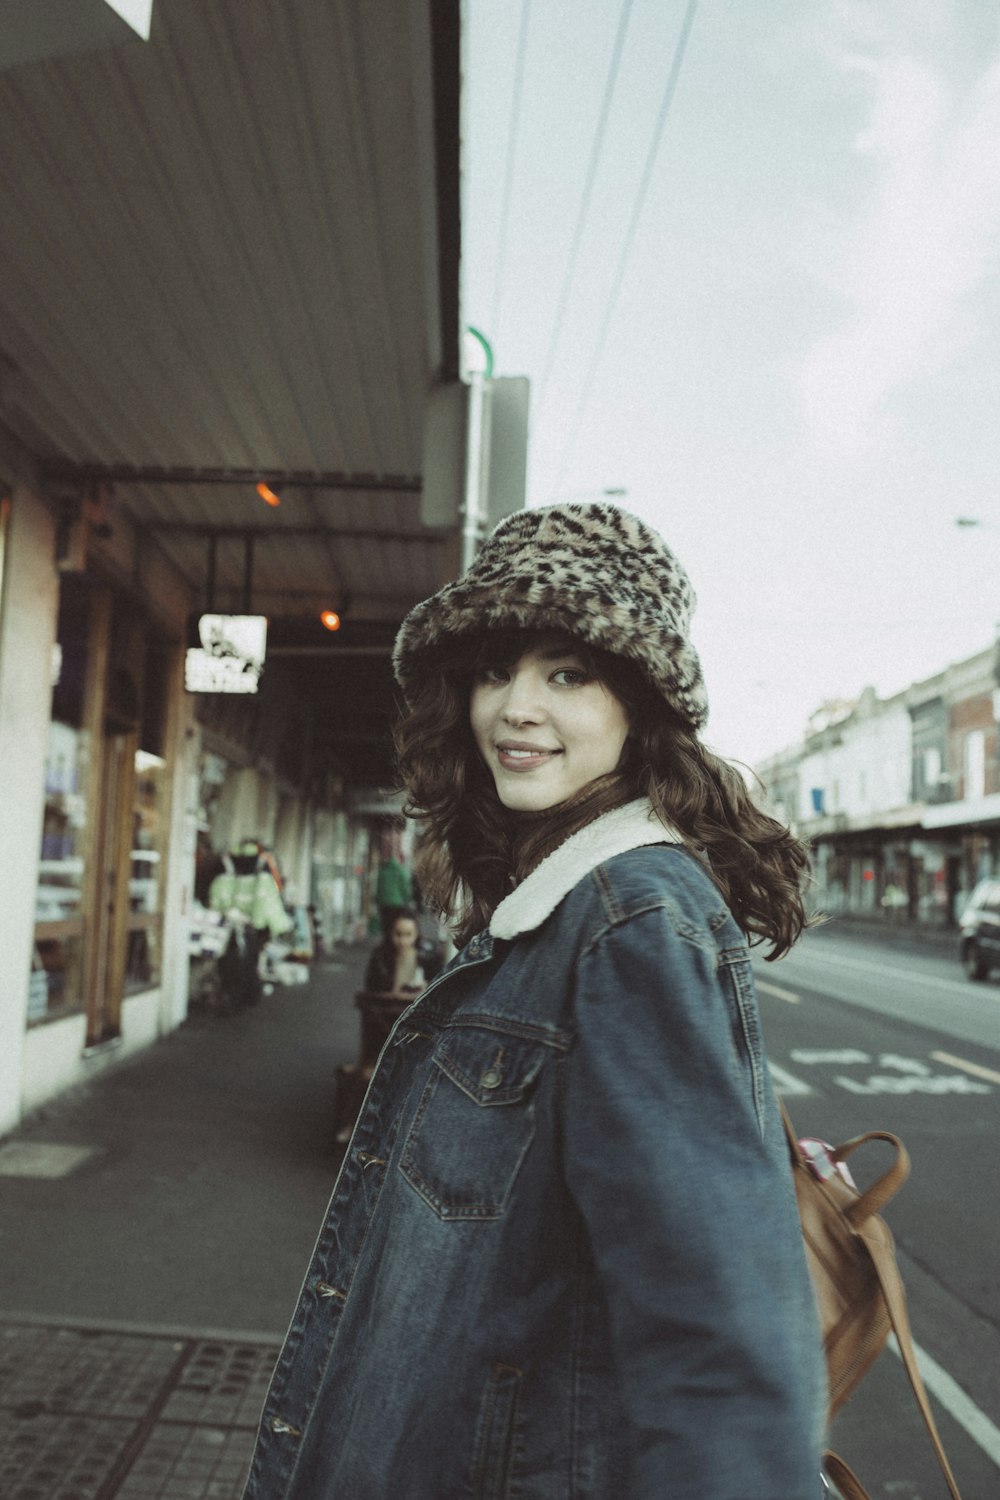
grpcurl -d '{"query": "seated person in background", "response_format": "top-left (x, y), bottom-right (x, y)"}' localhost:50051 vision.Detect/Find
top-left (338, 911), bottom-right (446, 1129)
top-left (363, 907), bottom-right (443, 997)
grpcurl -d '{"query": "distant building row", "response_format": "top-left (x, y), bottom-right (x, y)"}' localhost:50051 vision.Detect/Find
top-left (755, 643), bottom-right (1000, 928)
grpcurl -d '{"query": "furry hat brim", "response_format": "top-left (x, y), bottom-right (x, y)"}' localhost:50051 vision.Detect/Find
top-left (393, 502), bottom-right (708, 728)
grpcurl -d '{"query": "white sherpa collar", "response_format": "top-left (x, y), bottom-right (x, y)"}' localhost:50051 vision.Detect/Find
top-left (488, 798), bottom-right (681, 941)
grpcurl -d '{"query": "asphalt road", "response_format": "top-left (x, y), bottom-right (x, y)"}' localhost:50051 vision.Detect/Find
top-left (755, 923), bottom-right (1000, 1499)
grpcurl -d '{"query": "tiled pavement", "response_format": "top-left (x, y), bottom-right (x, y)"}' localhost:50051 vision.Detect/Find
top-left (0, 947), bottom-right (373, 1499)
top-left (0, 1321), bottom-right (280, 1499)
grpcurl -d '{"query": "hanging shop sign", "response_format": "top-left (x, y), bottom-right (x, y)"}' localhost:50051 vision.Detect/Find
top-left (185, 614), bottom-right (267, 695)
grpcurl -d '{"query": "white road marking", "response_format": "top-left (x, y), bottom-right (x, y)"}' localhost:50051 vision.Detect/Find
top-left (835, 1073), bottom-right (990, 1095)
top-left (762, 941), bottom-right (1000, 1053)
top-left (890, 1337), bottom-right (1000, 1470)
top-left (791, 1049), bottom-right (870, 1065)
top-left (0, 1142), bottom-right (96, 1178)
top-left (930, 1050), bottom-right (1000, 1087)
top-left (770, 1063), bottom-right (814, 1096)
top-left (877, 1053), bottom-right (932, 1075)
top-left (756, 979), bottom-right (800, 1004)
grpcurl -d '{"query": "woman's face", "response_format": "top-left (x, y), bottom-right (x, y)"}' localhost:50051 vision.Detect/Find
top-left (470, 636), bottom-right (630, 812)
top-left (391, 919), bottom-right (419, 952)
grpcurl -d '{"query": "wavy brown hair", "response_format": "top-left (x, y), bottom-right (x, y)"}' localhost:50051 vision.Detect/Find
top-left (394, 629), bottom-right (810, 957)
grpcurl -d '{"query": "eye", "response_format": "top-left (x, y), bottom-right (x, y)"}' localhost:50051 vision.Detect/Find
top-left (475, 663), bottom-right (509, 686)
top-left (551, 666), bottom-right (592, 687)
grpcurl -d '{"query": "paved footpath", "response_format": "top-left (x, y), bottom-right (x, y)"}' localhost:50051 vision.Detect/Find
top-left (0, 947), bottom-right (370, 1500)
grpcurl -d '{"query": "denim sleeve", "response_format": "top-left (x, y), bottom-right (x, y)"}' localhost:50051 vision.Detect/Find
top-left (562, 902), bottom-right (825, 1500)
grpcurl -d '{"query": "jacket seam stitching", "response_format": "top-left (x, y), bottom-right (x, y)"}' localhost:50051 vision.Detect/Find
top-left (580, 896), bottom-right (730, 960)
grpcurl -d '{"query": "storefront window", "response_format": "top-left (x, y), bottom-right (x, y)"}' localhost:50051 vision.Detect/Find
top-left (30, 585), bottom-right (175, 1022)
top-left (122, 635), bottom-right (173, 996)
top-left (124, 748), bottom-right (166, 993)
top-left (31, 580), bottom-right (91, 1023)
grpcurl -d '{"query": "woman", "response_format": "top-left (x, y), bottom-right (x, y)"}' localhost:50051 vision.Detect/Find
top-left (335, 908), bottom-right (444, 1144)
top-left (362, 907), bottom-right (441, 998)
top-left (336, 909), bottom-right (444, 1137)
top-left (243, 503), bottom-right (825, 1500)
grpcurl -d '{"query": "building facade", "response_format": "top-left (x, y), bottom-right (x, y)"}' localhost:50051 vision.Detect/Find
top-left (0, 0), bottom-right (466, 1135)
top-left (756, 646), bottom-right (1000, 930)
top-left (1, 448), bottom-right (195, 1127)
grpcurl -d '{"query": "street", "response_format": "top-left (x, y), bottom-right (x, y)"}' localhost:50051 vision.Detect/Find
top-left (755, 923), bottom-right (1000, 1498)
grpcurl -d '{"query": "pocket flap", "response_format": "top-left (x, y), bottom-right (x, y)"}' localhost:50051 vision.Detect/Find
top-left (434, 1028), bottom-right (548, 1106)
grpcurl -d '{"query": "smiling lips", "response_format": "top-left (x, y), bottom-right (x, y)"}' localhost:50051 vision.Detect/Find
top-left (496, 741), bottom-right (563, 771)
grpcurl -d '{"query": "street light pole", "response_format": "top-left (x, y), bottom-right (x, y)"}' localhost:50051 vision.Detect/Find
top-left (461, 327), bottom-right (495, 573)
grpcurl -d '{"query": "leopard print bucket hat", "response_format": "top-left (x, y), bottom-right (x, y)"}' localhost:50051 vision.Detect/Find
top-left (393, 502), bottom-right (708, 728)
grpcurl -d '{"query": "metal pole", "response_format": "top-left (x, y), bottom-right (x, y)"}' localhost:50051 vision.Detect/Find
top-left (461, 372), bottom-right (487, 573)
top-left (459, 329), bottom-right (496, 573)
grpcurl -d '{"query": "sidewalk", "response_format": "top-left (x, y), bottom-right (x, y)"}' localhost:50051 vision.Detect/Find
top-left (0, 946), bottom-right (370, 1500)
top-left (808, 910), bottom-right (960, 956)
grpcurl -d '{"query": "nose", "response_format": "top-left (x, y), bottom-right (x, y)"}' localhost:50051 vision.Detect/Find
top-left (499, 668), bottom-right (546, 725)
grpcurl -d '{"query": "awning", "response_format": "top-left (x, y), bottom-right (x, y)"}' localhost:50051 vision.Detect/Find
top-left (0, 0), bottom-right (463, 785)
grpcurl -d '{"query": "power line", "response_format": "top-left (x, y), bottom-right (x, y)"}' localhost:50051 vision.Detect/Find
top-left (535, 0), bottom-right (635, 415)
top-left (488, 0), bottom-right (533, 348)
top-left (550, 0), bottom-right (700, 494)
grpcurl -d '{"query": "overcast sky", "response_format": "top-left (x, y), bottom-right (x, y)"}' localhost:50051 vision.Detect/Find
top-left (462, 0), bottom-right (1000, 767)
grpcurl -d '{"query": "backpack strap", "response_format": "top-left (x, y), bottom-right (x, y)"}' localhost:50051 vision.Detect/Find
top-left (782, 1103), bottom-right (963, 1499)
top-left (859, 1227), bottom-right (963, 1499)
top-left (833, 1130), bottom-right (910, 1225)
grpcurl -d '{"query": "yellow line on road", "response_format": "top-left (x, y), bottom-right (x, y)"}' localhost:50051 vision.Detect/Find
top-left (756, 980), bottom-right (800, 1004)
top-left (930, 1051), bottom-right (1000, 1086)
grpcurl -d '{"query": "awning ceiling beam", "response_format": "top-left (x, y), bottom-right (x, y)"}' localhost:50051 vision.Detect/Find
top-left (145, 522), bottom-right (442, 543)
top-left (42, 464), bottom-right (422, 492)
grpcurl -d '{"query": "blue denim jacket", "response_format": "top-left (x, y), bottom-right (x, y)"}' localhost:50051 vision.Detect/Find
top-left (243, 801), bottom-right (825, 1499)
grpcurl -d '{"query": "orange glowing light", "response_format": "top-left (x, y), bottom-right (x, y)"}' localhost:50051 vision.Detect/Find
top-left (256, 481), bottom-right (281, 507)
top-left (320, 610), bottom-right (342, 632)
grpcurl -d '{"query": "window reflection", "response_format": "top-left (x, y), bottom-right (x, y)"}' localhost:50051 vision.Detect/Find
top-left (124, 749), bottom-right (166, 994)
top-left (31, 719), bottom-right (88, 1022)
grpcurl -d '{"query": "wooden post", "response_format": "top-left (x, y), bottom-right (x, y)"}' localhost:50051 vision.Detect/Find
top-left (80, 585), bottom-right (112, 1045)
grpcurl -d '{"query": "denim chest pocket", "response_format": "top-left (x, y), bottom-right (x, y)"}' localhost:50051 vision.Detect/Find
top-left (399, 1027), bottom-right (549, 1221)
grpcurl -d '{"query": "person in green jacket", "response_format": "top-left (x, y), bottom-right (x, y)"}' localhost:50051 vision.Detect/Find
top-left (374, 851), bottom-right (413, 935)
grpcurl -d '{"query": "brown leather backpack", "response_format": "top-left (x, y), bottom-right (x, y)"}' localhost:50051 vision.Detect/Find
top-left (781, 1103), bottom-right (964, 1499)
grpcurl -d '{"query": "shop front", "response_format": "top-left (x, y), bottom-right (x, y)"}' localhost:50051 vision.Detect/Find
top-left (0, 0), bottom-right (465, 1132)
top-left (312, 809), bottom-right (371, 949)
top-left (922, 798), bottom-right (1000, 924)
top-left (32, 578), bottom-right (171, 1029)
top-left (188, 737), bottom-right (371, 999)
top-left (19, 561), bottom-right (190, 1113)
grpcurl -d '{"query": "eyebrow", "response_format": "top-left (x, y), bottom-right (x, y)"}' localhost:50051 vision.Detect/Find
top-left (538, 644), bottom-right (585, 662)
